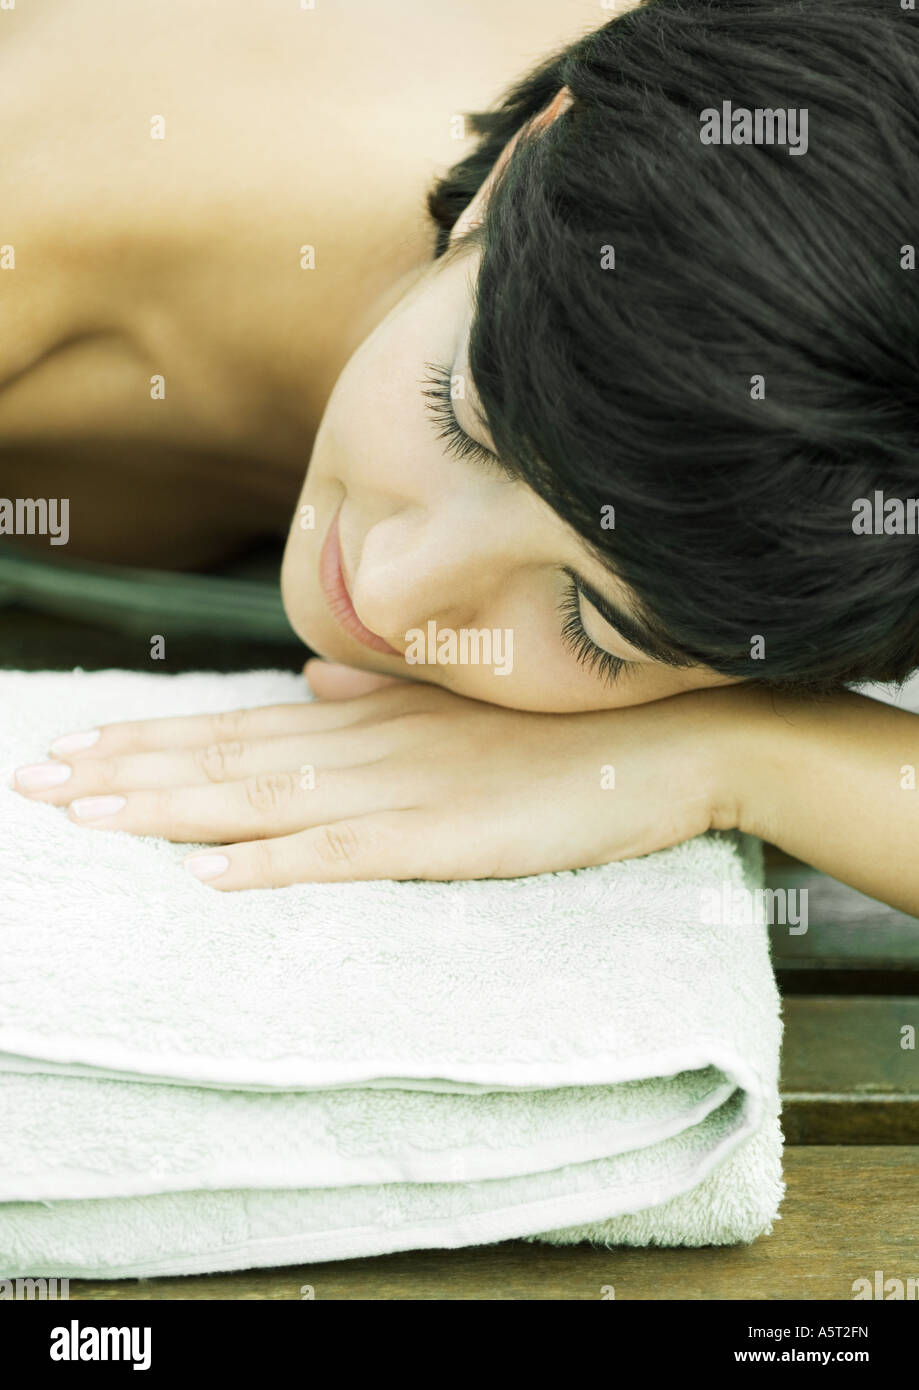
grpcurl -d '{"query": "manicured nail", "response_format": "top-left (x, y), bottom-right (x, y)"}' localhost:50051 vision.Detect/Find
top-left (14, 761), bottom-right (73, 790)
top-left (49, 729), bottom-right (100, 755)
top-left (70, 795), bottom-right (126, 821)
top-left (184, 854), bottom-right (230, 882)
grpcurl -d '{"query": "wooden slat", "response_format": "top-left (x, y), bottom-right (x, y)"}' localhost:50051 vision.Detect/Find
top-left (765, 859), bottom-right (919, 973)
top-left (780, 997), bottom-right (919, 1142)
top-left (763, 855), bottom-right (919, 995)
top-left (64, 1148), bottom-right (919, 1301)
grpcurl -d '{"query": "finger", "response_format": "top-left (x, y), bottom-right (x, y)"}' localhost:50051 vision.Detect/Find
top-left (13, 724), bottom-right (401, 805)
top-left (304, 659), bottom-right (407, 701)
top-left (45, 686), bottom-right (418, 762)
top-left (183, 810), bottom-right (436, 889)
top-left (62, 761), bottom-right (417, 842)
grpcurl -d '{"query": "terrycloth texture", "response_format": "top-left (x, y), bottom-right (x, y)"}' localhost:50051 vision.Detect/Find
top-left (0, 669), bottom-right (784, 1277)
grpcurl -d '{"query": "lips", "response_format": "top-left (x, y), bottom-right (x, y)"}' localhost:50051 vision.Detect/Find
top-left (318, 508), bottom-right (401, 656)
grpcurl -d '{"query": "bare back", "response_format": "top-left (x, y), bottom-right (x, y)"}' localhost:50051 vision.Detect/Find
top-left (0, 0), bottom-right (602, 565)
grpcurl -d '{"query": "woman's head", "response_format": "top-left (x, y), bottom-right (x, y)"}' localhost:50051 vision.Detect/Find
top-left (283, 0), bottom-right (919, 711)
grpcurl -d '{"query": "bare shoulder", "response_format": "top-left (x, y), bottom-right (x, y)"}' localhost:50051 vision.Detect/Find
top-left (0, 0), bottom-right (604, 465)
top-left (0, 0), bottom-right (602, 372)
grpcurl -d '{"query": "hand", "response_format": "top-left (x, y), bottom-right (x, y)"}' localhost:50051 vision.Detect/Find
top-left (11, 662), bottom-right (740, 890)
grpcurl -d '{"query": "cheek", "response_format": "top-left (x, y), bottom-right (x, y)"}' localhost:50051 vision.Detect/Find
top-left (603, 666), bottom-right (734, 709)
top-left (476, 646), bottom-right (726, 714)
top-left (407, 610), bottom-right (651, 714)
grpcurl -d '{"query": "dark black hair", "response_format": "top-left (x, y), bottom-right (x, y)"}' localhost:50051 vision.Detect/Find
top-left (426, 0), bottom-right (919, 692)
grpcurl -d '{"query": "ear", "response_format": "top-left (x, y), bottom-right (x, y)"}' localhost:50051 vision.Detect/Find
top-left (450, 86), bottom-right (574, 243)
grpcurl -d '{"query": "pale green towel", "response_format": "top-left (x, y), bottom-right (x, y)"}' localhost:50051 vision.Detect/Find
top-left (0, 670), bottom-right (783, 1277)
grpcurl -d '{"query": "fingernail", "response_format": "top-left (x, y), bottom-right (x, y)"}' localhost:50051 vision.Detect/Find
top-left (70, 795), bottom-right (126, 821)
top-left (184, 853), bottom-right (230, 881)
top-left (14, 761), bottom-right (73, 790)
top-left (50, 729), bottom-right (100, 755)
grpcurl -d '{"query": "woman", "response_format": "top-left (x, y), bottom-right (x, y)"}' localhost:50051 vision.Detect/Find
top-left (10, 0), bottom-right (919, 912)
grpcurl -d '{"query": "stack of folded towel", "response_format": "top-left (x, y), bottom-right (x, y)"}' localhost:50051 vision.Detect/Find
top-left (0, 669), bottom-right (784, 1278)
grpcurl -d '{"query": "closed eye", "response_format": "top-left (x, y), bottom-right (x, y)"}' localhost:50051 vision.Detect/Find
top-left (558, 576), bottom-right (635, 685)
top-left (422, 362), bottom-right (635, 686)
top-left (420, 361), bottom-right (519, 481)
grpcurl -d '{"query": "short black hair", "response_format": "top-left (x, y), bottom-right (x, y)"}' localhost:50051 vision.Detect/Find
top-left (427, 0), bottom-right (919, 692)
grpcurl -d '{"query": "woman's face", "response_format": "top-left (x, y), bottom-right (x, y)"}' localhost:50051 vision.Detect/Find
top-left (282, 242), bottom-right (737, 714)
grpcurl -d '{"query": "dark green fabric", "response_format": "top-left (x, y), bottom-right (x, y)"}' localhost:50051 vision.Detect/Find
top-left (0, 544), bottom-right (296, 643)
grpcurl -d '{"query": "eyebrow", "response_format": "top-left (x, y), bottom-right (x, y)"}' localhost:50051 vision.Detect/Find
top-left (567, 570), bottom-right (699, 669)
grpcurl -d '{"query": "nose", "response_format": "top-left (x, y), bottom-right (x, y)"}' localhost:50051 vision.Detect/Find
top-left (348, 507), bottom-right (515, 648)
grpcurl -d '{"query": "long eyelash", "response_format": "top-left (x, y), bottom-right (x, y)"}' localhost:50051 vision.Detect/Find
top-left (558, 578), bottom-right (631, 686)
top-left (420, 361), bottom-right (516, 478)
top-left (423, 363), bottom-right (623, 686)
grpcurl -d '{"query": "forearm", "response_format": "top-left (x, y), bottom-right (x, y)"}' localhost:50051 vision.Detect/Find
top-left (721, 685), bottom-right (919, 917)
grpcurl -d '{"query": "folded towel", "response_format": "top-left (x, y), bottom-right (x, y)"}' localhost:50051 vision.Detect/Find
top-left (0, 669), bottom-right (784, 1278)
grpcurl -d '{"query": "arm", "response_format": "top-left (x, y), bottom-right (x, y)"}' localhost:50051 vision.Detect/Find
top-left (725, 686), bottom-right (919, 918)
top-left (11, 662), bottom-right (917, 907)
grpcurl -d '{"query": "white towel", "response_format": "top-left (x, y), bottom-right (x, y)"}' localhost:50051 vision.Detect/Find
top-left (0, 669), bottom-right (783, 1278)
